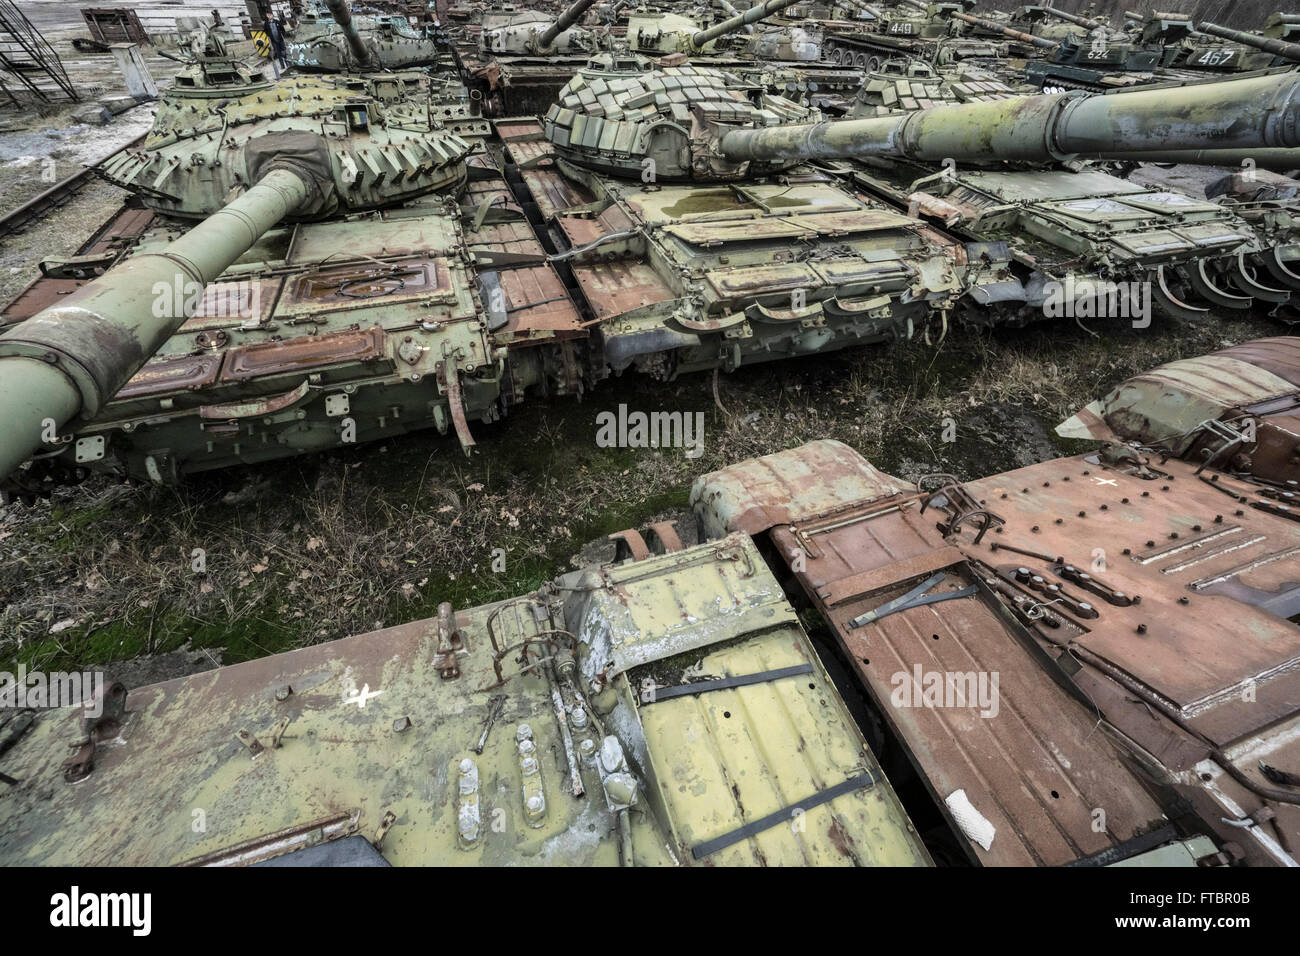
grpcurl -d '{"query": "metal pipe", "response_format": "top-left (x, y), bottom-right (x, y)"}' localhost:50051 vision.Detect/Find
top-left (322, 0), bottom-right (373, 69)
top-left (0, 167), bottom-right (313, 482)
top-left (691, 0), bottom-right (804, 49)
top-left (951, 10), bottom-right (1057, 49)
top-left (1198, 21), bottom-right (1300, 64)
top-left (539, 0), bottom-right (601, 48)
top-left (720, 71), bottom-right (1300, 165)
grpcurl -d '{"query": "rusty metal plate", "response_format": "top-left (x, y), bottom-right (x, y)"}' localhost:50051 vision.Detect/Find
top-left (519, 168), bottom-right (592, 221)
top-left (221, 326), bottom-right (389, 382)
top-left (495, 264), bottom-right (582, 339)
top-left (1216, 336), bottom-right (1300, 388)
top-left (114, 352), bottom-right (225, 401)
top-left (747, 484), bottom-right (1171, 866)
top-left (2, 205), bottom-right (157, 323)
top-left (0, 277), bottom-right (89, 324)
top-left (691, 439), bottom-right (909, 537)
top-left (278, 259), bottom-right (449, 315)
top-left (964, 458), bottom-right (1300, 747)
top-left (557, 216), bottom-right (608, 249)
top-left (571, 261), bottom-right (674, 322)
top-left (494, 118), bottom-right (547, 142)
top-left (504, 139), bottom-right (557, 167)
top-left (694, 441), bottom-right (1300, 866)
top-left (176, 278), bottom-right (281, 331)
top-left (466, 221), bottom-right (548, 260)
top-left (463, 179), bottom-right (518, 210)
top-left (81, 206), bottom-right (157, 255)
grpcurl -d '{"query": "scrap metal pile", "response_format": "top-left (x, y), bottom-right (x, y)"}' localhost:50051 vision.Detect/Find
top-left (0, 0), bottom-right (1299, 867)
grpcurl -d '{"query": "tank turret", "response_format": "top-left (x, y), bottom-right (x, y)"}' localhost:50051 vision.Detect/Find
top-left (691, 0), bottom-right (807, 49)
top-left (287, 0), bottom-right (439, 71)
top-left (539, 0), bottom-right (603, 48)
top-left (0, 76), bottom-right (472, 482)
top-left (480, 0), bottom-right (602, 56)
top-left (544, 63), bottom-right (1300, 182)
top-left (628, 0), bottom-right (806, 56)
top-left (1197, 21), bottom-right (1300, 65)
top-left (323, 0), bottom-right (374, 69)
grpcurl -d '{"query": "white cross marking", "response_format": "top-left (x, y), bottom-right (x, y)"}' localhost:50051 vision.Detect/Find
top-left (345, 684), bottom-right (384, 709)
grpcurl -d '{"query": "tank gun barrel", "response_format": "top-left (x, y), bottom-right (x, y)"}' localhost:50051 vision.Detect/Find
top-left (1197, 22), bottom-right (1300, 63)
top-left (1091, 146), bottom-right (1300, 170)
top-left (0, 167), bottom-right (315, 482)
top-left (692, 0), bottom-right (804, 48)
top-left (719, 71), bottom-right (1300, 165)
top-left (715, 0), bottom-right (754, 34)
top-left (844, 0), bottom-right (885, 19)
top-left (540, 0), bottom-right (602, 48)
top-left (322, 0), bottom-right (374, 69)
top-left (1039, 5), bottom-right (1106, 30)
top-left (951, 11), bottom-right (1057, 49)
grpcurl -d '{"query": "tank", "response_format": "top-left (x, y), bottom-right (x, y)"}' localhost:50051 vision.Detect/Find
top-left (286, 0), bottom-right (441, 71)
top-left (455, 0), bottom-right (605, 116)
top-left (828, 66), bottom-right (1300, 324)
top-left (820, 0), bottom-right (1011, 71)
top-left (1035, 4), bottom-right (1108, 36)
top-left (949, 10), bottom-right (1174, 92)
top-left (0, 64), bottom-right (473, 488)
top-left (1196, 21), bottom-right (1300, 70)
top-left (536, 64), bottom-right (1298, 353)
top-left (1126, 10), bottom-right (1254, 74)
top-left (625, 0), bottom-right (807, 56)
top-left (534, 54), bottom-right (1027, 377)
top-left (619, 0), bottom-right (866, 110)
top-left (0, 38), bottom-right (556, 492)
top-left (6, 59), bottom-right (1300, 493)
top-left (557, 64), bottom-right (1300, 179)
top-left (478, 0), bottom-right (602, 55)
